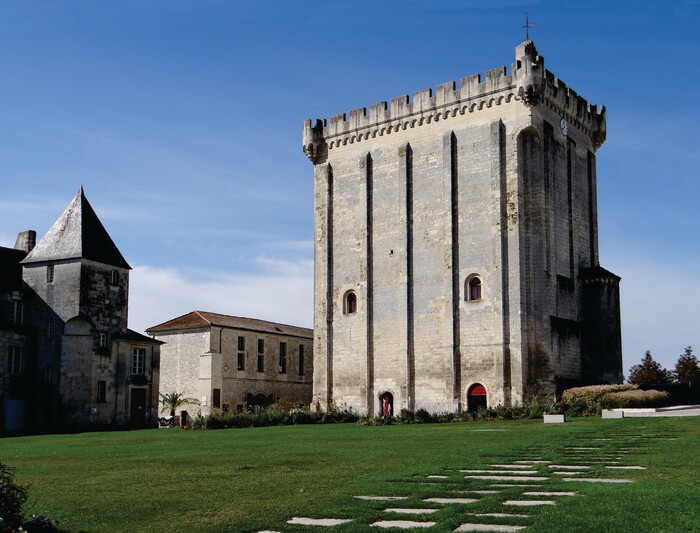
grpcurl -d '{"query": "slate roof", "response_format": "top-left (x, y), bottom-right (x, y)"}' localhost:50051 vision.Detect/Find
top-left (147, 311), bottom-right (313, 339)
top-left (22, 186), bottom-right (131, 269)
top-left (116, 328), bottom-right (164, 345)
top-left (579, 265), bottom-right (621, 281)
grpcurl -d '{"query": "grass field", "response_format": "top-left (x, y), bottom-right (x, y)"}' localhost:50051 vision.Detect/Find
top-left (1, 416), bottom-right (699, 532)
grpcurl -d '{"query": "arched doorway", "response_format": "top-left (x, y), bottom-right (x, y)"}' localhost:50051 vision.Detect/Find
top-left (245, 393), bottom-right (273, 411)
top-left (467, 384), bottom-right (487, 412)
top-left (379, 392), bottom-right (393, 416)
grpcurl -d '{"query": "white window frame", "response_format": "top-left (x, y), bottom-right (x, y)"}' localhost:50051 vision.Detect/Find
top-left (132, 348), bottom-right (146, 375)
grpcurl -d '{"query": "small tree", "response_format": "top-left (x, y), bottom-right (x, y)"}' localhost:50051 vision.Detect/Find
top-left (628, 351), bottom-right (672, 389)
top-left (675, 346), bottom-right (700, 388)
top-left (159, 392), bottom-right (199, 418)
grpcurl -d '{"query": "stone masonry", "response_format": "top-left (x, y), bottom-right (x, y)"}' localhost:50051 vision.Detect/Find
top-left (303, 40), bottom-right (622, 415)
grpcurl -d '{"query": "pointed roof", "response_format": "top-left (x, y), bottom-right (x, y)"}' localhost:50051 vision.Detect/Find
top-left (147, 310), bottom-right (313, 339)
top-left (22, 186), bottom-right (131, 269)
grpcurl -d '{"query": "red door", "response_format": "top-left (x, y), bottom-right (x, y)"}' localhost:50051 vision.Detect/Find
top-left (380, 392), bottom-right (393, 416)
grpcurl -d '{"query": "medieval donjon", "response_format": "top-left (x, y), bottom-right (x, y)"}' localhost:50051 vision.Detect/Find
top-left (303, 40), bottom-right (623, 415)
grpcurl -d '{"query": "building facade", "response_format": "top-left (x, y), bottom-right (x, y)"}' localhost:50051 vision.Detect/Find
top-left (148, 311), bottom-right (313, 418)
top-left (303, 40), bottom-right (623, 415)
top-left (0, 187), bottom-right (160, 433)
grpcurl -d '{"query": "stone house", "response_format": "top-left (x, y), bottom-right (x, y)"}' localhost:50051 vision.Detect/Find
top-left (147, 311), bottom-right (313, 419)
top-left (0, 187), bottom-right (161, 433)
top-left (303, 40), bottom-right (623, 415)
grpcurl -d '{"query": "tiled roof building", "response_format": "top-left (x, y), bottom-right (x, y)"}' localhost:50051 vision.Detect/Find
top-left (148, 311), bottom-right (313, 417)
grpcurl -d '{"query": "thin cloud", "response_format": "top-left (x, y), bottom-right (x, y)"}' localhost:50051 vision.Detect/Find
top-left (128, 257), bottom-right (313, 335)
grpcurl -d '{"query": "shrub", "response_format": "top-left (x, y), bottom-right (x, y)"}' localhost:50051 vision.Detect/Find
top-left (414, 409), bottom-right (432, 423)
top-left (601, 389), bottom-right (671, 409)
top-left (0, 463), bottom-right (28, 531)
top-left (0, 463), bottom-right (58, 533)
top-left (398, 409), bottom-right (415, 423)
top-left (561, 384), bottom-right (636, 403)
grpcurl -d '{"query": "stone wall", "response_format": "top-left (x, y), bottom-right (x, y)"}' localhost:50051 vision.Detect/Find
top-left (155, 325), bottom-right (313, 417)
top-left (307, 40), bottom-right (621, 414)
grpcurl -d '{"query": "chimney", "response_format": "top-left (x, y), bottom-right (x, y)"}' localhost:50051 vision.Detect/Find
top-left (14, 230), bottom-right (36, 253)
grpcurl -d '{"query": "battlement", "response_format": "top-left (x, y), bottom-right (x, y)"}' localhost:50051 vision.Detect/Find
top-left (303, 41), bottom-right (607, 162)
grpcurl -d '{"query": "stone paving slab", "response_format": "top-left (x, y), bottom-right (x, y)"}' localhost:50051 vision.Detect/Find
top-left (471, 513), bottom-right (529, 518)
top-left (455, 524), bottom-right (527, 532)
top-left (287, 517), bottom-right (353, 526)
top-left (523, 491), bottom-right (577, 496)
top-left (547, 465), bottom-right (589, 470)
top-left (466, 475), bottom-right (548, 481)
top-left (461, 469), bottom-right (538, 475)
top-left (423, 497), bottom-right (478, 504)
top-left (491, 484), bottom-right (539, 487)
top-left (563, 478), bottom-right (633, 483)
top-left (488, 464), bottom-right (534, 469)
top-left (551, 471), bottom-right (583, 475)
top-left (371, 520), bottom-right (437, 528)
top-left (427, 475), bottom-right (449, 478)
top-left (606, 465), bottom-right (646, 470)
top-left (384, 508), bottom-right (439, 515)
top-left (504, 500), bottom-right (556, 506)
top-left (355, 496), bottom-right (409, 501)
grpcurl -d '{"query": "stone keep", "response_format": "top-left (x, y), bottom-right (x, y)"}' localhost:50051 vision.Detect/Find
top-left (303, 41), bottom-right (623, 415)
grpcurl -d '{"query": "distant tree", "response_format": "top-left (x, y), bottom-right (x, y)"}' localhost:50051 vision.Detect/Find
top-left (674, 346), bottom-right (700, 388)
top-left (628, 351), bottom-right (672, 388)
top-left (159, 392), bottom-right (199, 418)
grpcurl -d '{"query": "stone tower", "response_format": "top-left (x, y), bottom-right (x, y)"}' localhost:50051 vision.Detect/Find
top-left (303, 41), bottom-right (622, 415)
top-left (15, 187), bottom-right (159, 430)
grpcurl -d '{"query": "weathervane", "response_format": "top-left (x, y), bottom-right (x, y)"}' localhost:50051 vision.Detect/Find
top-left (523, 12), bottom-right (535, 41)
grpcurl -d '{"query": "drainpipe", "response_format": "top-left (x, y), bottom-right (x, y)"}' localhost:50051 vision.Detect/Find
top-left (113, 340), bottom-right (119, 426)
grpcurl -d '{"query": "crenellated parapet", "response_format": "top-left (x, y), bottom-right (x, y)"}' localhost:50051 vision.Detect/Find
top-left (303, 40), bottom-right (607, 161)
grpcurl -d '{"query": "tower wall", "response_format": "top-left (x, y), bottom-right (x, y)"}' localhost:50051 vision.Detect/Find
top-left (306, 41), bottom-right (619, 414)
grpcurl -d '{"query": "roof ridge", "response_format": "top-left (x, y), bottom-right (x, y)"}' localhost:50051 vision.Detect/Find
top-left (196, 310), bottom-right (311, 331)
top-left (193, 310), bottom-right (214, 325)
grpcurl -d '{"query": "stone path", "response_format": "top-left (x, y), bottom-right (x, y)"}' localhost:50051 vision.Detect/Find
top-left (260, 425), bottom-right (657, 531)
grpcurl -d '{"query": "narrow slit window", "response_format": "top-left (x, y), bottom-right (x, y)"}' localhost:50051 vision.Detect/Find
top-left (344, 291), bottom-right (357, 314)
top-left (467, 277), bottom-right (482, 302)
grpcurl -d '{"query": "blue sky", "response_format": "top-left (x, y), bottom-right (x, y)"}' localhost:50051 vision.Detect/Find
top-left (1, 1), bottom-right (698, 374)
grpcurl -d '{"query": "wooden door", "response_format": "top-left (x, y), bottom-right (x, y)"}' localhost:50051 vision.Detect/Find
top-left (130, 388), bottom-right (146, 428)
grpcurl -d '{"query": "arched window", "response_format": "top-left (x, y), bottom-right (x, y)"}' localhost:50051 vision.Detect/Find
top-left (344, 291), bottom-right (357, 314)
top-left (466, 276), bottom-right (482, 302)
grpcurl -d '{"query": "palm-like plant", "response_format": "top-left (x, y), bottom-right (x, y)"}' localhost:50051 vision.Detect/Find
top-left (159, 392), bottom-right (199, 418)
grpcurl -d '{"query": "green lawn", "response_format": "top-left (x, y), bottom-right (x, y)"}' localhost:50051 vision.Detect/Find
top-left (2, 417), bottom-right (699, 532)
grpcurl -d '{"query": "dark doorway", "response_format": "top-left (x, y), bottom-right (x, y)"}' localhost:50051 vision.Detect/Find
top-left (379, 392), bottom-right (393, 416)
top-left (130, 388), bottom-right (146, 428)
top-left (246, 392), bottom-right (273, 411)
top-left (467, 383), bottom-right (487, 412)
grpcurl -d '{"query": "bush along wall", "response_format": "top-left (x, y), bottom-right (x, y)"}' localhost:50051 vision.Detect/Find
top-left (187, 395), bottom-right (613, 431)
